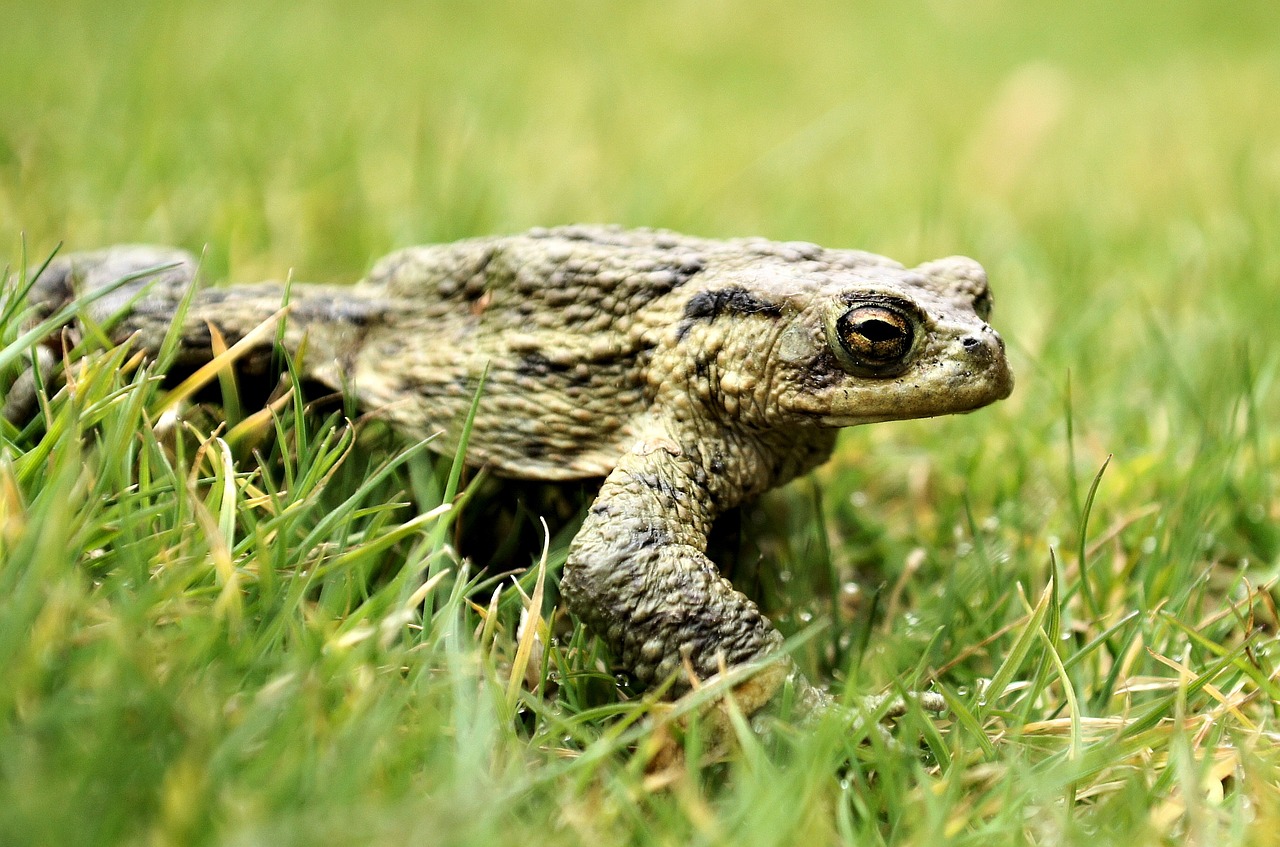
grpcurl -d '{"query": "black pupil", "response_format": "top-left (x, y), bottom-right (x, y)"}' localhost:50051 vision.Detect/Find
top-left (856, 318), bottom-right (904, 342)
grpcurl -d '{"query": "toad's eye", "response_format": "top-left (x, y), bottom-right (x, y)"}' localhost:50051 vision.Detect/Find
top-left (830, 303), bottom-right (918, 376)
top-left (972, 288), bottom-right (993, 322)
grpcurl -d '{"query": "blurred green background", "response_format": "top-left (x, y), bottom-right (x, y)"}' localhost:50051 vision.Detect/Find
top-left (3, 2), bottom-right (1280, 843)
top-left (3, 1), bottom-right (1275, 285)
top-left (5, 0), bottom-right (1278, 498)
top-left (4, 0), bottom-right (1279, 673)
top-left (4, 0), bottom-right (1277, 386)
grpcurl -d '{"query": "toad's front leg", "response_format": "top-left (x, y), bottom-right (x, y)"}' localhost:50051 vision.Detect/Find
top-left (560, 424), bottom-right (823, 716)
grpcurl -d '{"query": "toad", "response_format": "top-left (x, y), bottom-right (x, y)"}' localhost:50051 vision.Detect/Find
top-left (20, 225), bottom-right (1013, 716)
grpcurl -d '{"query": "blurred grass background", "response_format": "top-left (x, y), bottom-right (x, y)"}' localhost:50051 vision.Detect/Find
top-left (2, 0), bottom-right (1279, 844)
top-left (4, 0), bottom-right (1278, 411)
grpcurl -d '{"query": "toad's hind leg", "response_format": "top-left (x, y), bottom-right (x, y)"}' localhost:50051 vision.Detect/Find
top-left (22, 246), bottom-right (390, 391)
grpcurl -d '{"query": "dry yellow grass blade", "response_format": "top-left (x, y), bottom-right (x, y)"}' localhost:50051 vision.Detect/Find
top-left (153, 304), bottom-right (292, 419)
top-left (506, 517), bottom-right (550, 711)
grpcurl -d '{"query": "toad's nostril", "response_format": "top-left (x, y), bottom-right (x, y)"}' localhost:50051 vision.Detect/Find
top-left (962, 336), bottom-right (982, 351)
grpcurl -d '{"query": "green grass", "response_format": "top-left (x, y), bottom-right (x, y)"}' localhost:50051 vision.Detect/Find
top-left (2, 0), bottom-right (1279, 844)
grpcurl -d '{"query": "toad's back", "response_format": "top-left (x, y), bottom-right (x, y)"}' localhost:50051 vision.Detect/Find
top-left (26, 225), bottom-right (969, 483)
top-left (343, 227), bottom-right (713, 478)
top-left (343, 225), bottom-right (907, 478)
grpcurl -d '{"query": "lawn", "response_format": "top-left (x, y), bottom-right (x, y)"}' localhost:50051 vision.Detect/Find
top-left (2, 0), bottom-right (1278, 844)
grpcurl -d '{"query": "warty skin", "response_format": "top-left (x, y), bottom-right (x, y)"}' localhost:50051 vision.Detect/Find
top-left (20, 225), bottom-right (1013, 716)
